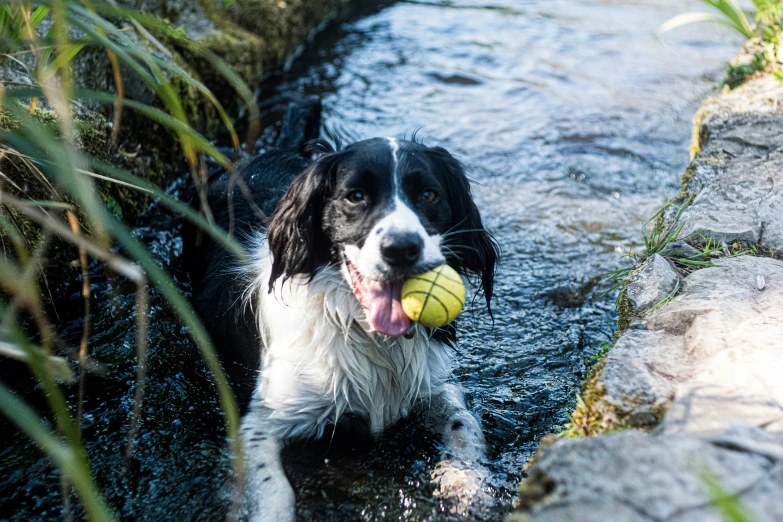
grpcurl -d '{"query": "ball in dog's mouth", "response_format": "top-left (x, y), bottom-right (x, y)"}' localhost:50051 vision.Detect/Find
top-left (347, 262), bottom-right (411, 337)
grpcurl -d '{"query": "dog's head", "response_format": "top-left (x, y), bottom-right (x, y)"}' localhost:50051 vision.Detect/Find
top-left (267, 138), bottom-right (498, 337)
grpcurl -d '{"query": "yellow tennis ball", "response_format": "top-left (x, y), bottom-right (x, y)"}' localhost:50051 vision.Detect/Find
top-left (401, 265), bottom-right (466, 328)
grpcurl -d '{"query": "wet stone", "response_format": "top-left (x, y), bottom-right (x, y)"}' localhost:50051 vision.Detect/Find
top-left (626, 254), bottom-right (679, 312)
top-left (680, 77), bottom-right (783, 250)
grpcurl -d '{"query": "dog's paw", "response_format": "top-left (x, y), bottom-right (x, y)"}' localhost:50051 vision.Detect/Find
top-left (241, 473), bottom-right (296, 522)
top-left (431, 459), bottom-right (495, 515)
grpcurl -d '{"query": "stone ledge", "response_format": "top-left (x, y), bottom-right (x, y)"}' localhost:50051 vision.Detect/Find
top-left (509, 426), bottom-right (783, 522)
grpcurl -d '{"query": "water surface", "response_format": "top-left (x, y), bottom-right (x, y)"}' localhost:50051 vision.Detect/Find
top-left (0, 1), bottom-right (739, 520)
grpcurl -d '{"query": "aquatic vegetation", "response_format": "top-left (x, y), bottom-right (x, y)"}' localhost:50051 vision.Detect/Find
top-left (658, 0), bottom-right (783, 88)
top-left (0, 0), bottom-right (259, 517)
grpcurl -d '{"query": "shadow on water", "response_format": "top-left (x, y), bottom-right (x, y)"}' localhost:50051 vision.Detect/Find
top-left (0, 0), bottom-right (740, 520)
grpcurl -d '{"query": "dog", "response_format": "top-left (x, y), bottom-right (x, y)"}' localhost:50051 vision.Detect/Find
top-left (186, 101), bottom-right (498, 521)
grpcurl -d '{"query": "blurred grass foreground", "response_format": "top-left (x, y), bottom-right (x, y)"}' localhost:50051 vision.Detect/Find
top-left (0, 0), bottom-right (341, 518)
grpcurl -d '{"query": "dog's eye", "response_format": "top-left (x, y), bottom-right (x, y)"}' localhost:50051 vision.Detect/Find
top-left (422, 189), bottom-right (437, 202)
top-left (347, 190), bottom-right (365, 204)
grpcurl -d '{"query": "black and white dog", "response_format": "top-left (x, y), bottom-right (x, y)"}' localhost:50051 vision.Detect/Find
top-left (186, 101), bottom-right (498, 521)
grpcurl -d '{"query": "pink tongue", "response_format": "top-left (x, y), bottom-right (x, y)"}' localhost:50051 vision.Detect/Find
top-left (363, 279), bottom-right (410, 337)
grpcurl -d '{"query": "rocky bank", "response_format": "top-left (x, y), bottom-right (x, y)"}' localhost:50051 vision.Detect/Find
top-left (1, 0), bottom-right (343, 288)
top-left (508, 73), bottom-right (783, 521)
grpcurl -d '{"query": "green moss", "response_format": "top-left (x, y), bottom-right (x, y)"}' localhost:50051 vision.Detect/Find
top-left (614, 269), bottom-right (637, 334)
top-left (197, 22), bottom-right (264, 87)
top-left (514, 474), bottom-right (554, 514)
top-left (680, 161), bottom-right (698, 195)
top-left (725, 51), bottom-right (768, 89)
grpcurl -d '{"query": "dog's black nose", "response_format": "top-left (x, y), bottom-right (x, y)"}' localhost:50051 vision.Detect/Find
top-left (380, 232), bottom-right (423, 267)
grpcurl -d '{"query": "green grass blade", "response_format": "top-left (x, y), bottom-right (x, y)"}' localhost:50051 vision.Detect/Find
top-left (699, 464), bottom-right (757, 522)
top-left (86, 156), bottom-right (248, 261)
top-left (675, 258), bottom-right (720, 267)
top-left (15, 200), bottom-right (73, 209)
top-left (658, 12), bottom-right (735, 35)
top-left (39, 40), bottom-right (87, 83)
top-left (705, 0), bottom-right (754, 37)
top-left (0, 340), bottom-right (73, 382)
top-left (73, 88), bottom-right (232, 168)
top-left (104, 216), bottom-right (245, 484)
top-left (657, 10), bottom-right (752, 38)
top-left (30, 5), bottom-right (51, 27)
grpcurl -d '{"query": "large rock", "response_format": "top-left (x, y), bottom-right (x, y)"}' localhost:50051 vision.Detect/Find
top-left (596, 328), bottom-right (692, 427)
top-left (510, 426), bottom-right (783, 522)
top-left (1, 0), bottom-right (343, 289)
top-left (680, 151), bottom-right (783, 247)
top-left (680, 74), bottom-right (783, 249)
top-left (587, 256), bottom-right (783, 434)
top-left (626, 254), bottom-right (679, 313)
top-left (76, 0), bottom-right (345, 116)
top-left (654, 256), bottom-right (783, 435)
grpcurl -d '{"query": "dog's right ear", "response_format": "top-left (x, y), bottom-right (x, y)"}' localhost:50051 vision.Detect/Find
top-left (266, 151), bottom-right (347, 292)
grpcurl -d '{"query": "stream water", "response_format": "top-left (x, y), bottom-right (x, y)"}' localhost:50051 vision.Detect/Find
top-left (0, 1), bottom-right (740, 520)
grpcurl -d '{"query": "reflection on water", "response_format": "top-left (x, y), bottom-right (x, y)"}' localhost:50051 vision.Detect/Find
top-left (0, 1), bottom-right (739, 520)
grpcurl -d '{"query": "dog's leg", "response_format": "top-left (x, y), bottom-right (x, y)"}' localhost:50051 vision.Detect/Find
top-left (429, 382), bottom-right (485, 461)
top-left (427, 383), bottom-right (491, 513)
top-left (241, 404), bottom-right (295, 522)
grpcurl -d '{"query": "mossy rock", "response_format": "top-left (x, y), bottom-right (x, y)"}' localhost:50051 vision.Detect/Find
top-left (2, 0), bottom-right (346, 291)
top-left (0, 104), bottom-right (170, 291)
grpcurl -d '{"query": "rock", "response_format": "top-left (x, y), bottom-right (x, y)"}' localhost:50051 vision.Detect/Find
top-left (658, 240), bottom-right (703, 261)
top-left (679, 73), bottom-right (783, 250)
top-left (626, 254), bottom-right (679, 312)
top-left (592, 328), bottom-right (692, 424)
top-left (680, 152), bottom-right (783, 248)
top-left (573, 255), bottom-right (783, 436)
top-left (594, 256), bottom-right (783, 434)
top-left (649, 256), bottom-right (783, 436)
top-left (513, 427), bottom-right (783, 522)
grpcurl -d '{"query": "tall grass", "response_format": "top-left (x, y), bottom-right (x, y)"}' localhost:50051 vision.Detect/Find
top-left (658, 1), bottom-right (783, 86)
top-left (0, 0), bottom-right (258, 517)
top-left (658, 0), bottom-right (758, 38)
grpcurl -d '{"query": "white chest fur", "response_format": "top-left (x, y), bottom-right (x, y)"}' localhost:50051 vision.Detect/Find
top-left (246, 238), bottom-right (453, 440)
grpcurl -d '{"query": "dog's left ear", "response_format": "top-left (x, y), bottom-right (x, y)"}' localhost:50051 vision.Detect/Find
top-left (266, 151), bottom-right (348, 292)
top-left (425, 146), bottom-right (500, 315)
